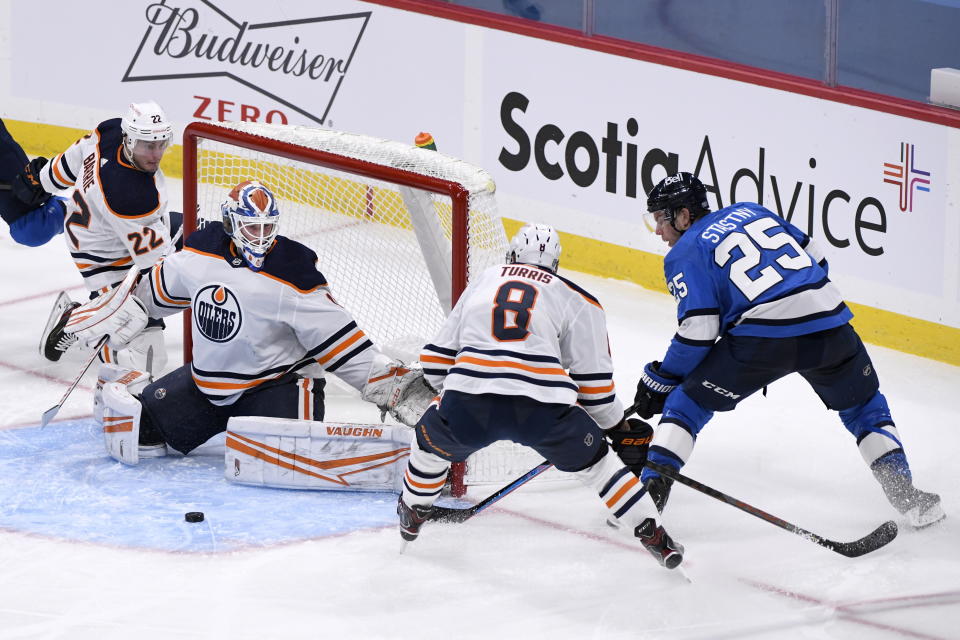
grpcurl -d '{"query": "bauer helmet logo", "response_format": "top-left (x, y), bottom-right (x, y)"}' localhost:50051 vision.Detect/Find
top-left (863, 365), bottom-right (873, 376)
top-left (584, 433), bottom-right (594, 446)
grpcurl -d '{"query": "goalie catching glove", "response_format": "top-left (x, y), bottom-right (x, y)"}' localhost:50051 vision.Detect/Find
top-left (361, 354), bottom-right (436, 427)
top-left (64, 267), bottom-right (148, 351)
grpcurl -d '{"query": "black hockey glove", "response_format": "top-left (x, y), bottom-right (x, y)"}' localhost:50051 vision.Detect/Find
top-left (633, 361), bottom-right (680, 419)
top-left (12, 157), bottom-right (51, 208)
top-left (606, 418), bottom-right (653, 473)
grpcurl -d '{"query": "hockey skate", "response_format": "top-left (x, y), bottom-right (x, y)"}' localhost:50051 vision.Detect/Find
top-left (635, 518), bottom-right (684, 569)
top-left (397, 496), bottom-right (433, 542)
top-left (39, 292), bottom-right (80, 362)
top-left (873, 462), bottom-right (945, 529)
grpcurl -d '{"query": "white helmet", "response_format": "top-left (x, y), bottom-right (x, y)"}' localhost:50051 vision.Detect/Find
top-left (221, 180), bottom-right (281, 271)
top-left (120, 101), bottom-right (172, 165)
top-left (506, 223), bottom-right (561, 272)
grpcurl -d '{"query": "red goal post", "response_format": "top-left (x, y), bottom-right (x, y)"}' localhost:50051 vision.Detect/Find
top-left (180, 120), bottom-right (525, 495)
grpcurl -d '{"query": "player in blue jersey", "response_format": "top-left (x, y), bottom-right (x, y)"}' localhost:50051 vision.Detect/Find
top-left (0, 118), bottom-right (67, 247)
top-left (633, 172), bottom-right (944, 529)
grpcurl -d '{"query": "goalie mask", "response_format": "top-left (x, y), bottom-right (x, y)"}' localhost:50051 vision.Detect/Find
top-left (221, 180), bottom-right (280, 271)
top-left (506, 223), bottom-right (561, 273)
top-left (120, 101), bottom-right (172, 173)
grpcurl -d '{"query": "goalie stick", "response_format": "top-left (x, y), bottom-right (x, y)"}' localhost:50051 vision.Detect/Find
top-left (40, 334), bottom-right (109, 427)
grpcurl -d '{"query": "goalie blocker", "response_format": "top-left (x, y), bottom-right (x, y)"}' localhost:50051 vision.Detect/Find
top-left (226, 416), bottom-right (412, 492)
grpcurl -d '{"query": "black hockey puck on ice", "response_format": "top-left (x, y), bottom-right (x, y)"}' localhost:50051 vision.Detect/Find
top-left (185, 511), bottom-right (205, 523)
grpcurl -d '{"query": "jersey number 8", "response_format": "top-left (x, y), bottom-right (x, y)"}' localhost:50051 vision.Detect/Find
top-left (492, 281), bottom-right (537, 341)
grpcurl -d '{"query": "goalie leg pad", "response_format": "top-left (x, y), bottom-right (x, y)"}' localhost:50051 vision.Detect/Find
top-left (102, 382), bottom-right (144, 465)
top-left (225, 416), bottom-right (412, 492)
top-left (94, 363), bottom-right (151, 424)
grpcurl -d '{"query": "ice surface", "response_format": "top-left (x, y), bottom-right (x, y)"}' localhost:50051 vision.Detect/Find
top-left (0, 179), bottom-right (957, 639)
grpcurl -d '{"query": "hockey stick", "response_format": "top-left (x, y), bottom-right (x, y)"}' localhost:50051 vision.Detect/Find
top-left (622, 404), bottom-right (898, 556)
top-left (429, 460), bottom-right (554, 523)
top-left (40, 334), bottom-right (109, 427)
top-left (426, 404), bottom-right (646, 524)
top-left (645, 461), bottom-right (898, 558)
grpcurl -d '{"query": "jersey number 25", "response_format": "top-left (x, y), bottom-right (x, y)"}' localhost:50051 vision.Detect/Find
top-left (714, 217), bottom-right (811, 301)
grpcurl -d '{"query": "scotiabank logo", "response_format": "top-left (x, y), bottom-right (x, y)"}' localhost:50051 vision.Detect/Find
top-left (498, 90), bottom-right (906, 258)
top-left (122, 0), bottom-right (370, 124)
top-left (882, 142), bottom-right (931, 213)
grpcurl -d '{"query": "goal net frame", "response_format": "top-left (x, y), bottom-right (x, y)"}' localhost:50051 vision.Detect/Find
top-left (180, 121), bottom-right (483, 495)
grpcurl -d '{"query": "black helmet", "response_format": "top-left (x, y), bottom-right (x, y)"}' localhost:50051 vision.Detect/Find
top-left (646, 172), bottom-right (710, 224)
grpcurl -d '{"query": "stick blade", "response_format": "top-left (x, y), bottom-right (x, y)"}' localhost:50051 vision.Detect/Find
top-left (428, 505), bottom-right (476, 524)
top-left (829, 520), bottom-right (898, 558)
top-left (40, 404), bottom-right (60, 428)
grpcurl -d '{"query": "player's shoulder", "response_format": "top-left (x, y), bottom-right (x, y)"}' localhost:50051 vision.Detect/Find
top-left (185, 221), bottom-right (231, 256)
top-left (259, 236), bottom-right (328, 292)
top-left (95, 118), bottom-right (162, 218)
top-left (551, 269), bottom-right (602, 309)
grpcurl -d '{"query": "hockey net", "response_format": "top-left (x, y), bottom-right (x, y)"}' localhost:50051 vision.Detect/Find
top-left (182, 121), bottom-right (550, 495)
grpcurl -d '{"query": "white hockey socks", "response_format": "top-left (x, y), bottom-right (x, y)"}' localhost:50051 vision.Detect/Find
top-left (400, 443), bottom-right (451, 508)
top-left (574, 448), bottom-right (661, 532)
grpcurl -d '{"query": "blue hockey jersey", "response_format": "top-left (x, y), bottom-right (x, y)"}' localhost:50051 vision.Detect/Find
top-left (659, 202), bottom-right (852, 379)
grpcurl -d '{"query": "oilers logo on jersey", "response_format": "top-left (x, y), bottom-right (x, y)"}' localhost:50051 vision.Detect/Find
top-left (194, 284), bottom-right (242, 342)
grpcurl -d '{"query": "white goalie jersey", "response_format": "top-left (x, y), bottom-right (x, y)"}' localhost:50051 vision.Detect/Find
top-left (38, 118), bottom-right (172, 291)
top-left (133, 222), bottom-right (379, 406)
top-left (420, 263), bottom-right (624, 429)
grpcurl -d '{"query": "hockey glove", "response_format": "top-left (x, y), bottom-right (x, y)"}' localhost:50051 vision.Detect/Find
top-left (362, 357), bottom-right (437, 427)
top-left (606, 418), bottom-right (653, 473)
top-left (633, 361), bottom-right (680, 419)
top-left (12, 157), bottom-right (52, 208)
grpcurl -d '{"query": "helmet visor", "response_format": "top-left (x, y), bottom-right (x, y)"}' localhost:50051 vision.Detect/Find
top-left (644, 209), bottom-right (670, 233)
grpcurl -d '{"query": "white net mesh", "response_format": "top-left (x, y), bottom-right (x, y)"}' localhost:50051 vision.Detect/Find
top-left (188, 122), bottom-right (541, 490)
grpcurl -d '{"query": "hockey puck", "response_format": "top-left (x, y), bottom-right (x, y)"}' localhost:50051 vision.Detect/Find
top-left (184, 511), bottom-right (205, 523)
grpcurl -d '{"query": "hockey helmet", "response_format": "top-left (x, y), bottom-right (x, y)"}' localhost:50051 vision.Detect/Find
top-left (645, 172), bottom-right (710, 231)
top-left (120, 101), bottom-right (172, 171)
top-left (506, 223), bottom-right (562, 273)
top-left (221, 180), bottom-right (280, 271)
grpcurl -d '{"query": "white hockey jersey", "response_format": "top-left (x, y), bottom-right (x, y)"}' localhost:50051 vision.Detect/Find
top-left (39, 118), bottom-right (171, 292)
top-left (134, 223), bottom-right (378, 406)
top-left (420, 263), bottom-right (624, 429)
